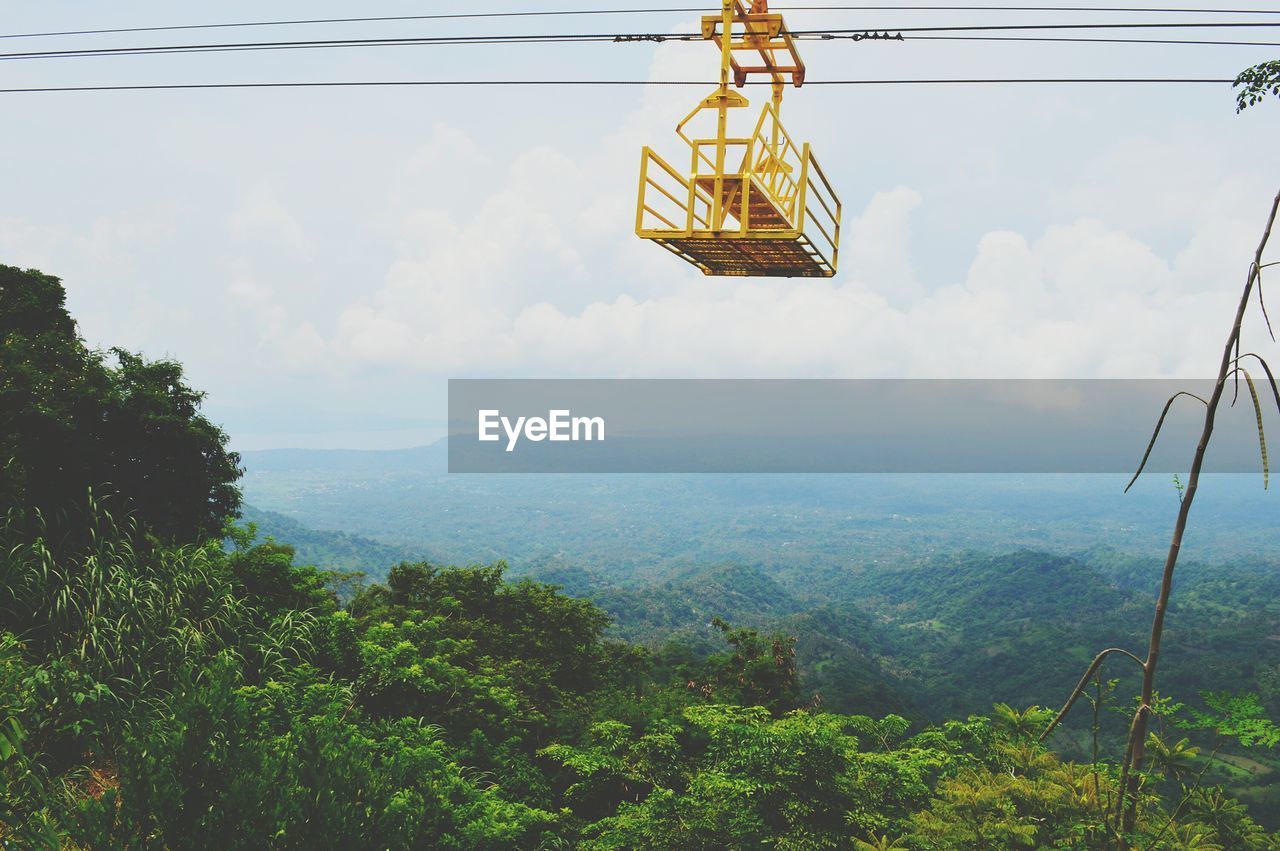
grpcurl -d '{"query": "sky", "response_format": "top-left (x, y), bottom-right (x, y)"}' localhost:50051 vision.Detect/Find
top-left (3, 1), bottom-right (1280, 449)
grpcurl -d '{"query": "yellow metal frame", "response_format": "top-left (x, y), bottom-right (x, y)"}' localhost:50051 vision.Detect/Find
top-left (635, 0), bottom-right (842, 278)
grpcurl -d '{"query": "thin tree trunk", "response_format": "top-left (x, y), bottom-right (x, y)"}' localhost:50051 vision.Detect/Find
top-left (1117, 190), bottom-right (1280, 838)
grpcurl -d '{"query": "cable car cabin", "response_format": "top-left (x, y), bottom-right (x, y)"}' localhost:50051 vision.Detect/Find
top-left (636, 0), bottom-right (841, 278)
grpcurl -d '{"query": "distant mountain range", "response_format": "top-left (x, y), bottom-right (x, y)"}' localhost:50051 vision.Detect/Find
top-left (237, 448), bottom-right (1280, 822)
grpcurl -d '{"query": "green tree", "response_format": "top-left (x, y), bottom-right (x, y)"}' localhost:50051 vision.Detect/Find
top-left (990, 703), bottom-right (1053, 744)
top-left (697, 617), bottom-right (798, 715)
top-left (547, 705), bottom-right (864, 850)
top-left (0, 264), bottom-right (241, 541)
top-left (1183, 788), bottom-right (1270, 850)
top-left (224, 525), bottom-right (338, 617)
top-left (81, 657), bottom-right (559, 850)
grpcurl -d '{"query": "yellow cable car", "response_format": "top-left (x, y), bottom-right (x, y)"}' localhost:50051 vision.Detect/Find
top-left (636, 0), bottom-right (842, 278)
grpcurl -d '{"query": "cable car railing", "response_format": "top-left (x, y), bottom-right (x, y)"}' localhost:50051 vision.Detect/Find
top-left (637, 147), bottom-right (708, 232)
top-left (746, 101), bottom-right (801, 225)
top-left (634, 0), bottom-right (843, 277)
top-left (637, 100), bottom-right (841, 276)
top-left (801, 149), bottom-right (841, 268)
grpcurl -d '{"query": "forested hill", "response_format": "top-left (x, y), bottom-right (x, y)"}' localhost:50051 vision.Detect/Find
top-left (238, 504), bottom-right (423, 576)
top-left (239, 446), bottom-right (1280, 573)
top-left (5, 262), bottom-right (1280, 847)
top-left (244, 501), bottom-right (1280, 733)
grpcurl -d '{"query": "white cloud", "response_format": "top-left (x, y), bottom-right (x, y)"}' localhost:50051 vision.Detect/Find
top-left (228, 187), bottom-right (311, 256)
top-left (228, 278), bottom-right (328, 371)
top-left (298, 176), bottom-right (1266, 382)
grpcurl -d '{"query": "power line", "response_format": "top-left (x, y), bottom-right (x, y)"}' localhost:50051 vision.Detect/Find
top-left (784, 4), bottom-right (1280, 10)
top-left (0, 78), bottom-right (1237, 95)
top-left (0, 34), bottom-right (634, 64)
top-left (0, 10), bottom-right (704, 41)
top-left (4, 6), bottom-right (1280, 41)
top-left (3, 22), bottom-right (1279, 64)
top-left (805, 19), bottom-right (1280, 32)
top-left (911, 33), bottom-right (1280, 44)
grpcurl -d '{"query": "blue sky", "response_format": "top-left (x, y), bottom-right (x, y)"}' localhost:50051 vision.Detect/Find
top-left (3, 1), bottom-right (1279, 449)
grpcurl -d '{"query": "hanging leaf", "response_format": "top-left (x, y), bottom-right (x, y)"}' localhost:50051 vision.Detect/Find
top-left (1243, 369), bottom-right (1270, 489)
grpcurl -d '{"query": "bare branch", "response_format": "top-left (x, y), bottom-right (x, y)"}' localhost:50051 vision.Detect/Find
top-left (1039, 647), bottom-right (1145, 743)
top-left (1115, 699), bottom-right (1150, 828)
top-left (1123, 392), bottom-right (1209, 494)
top-left (1117, 188), bottom-right (1280, 839)
top-left (1234, 336), bottom-right (1242, 406)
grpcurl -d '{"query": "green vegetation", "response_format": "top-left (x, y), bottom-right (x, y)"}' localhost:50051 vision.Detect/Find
top-left (243, 480), bottom-right (1280, 787)
top-left (4, 266), bottom-right (1280, 847)
top-left (1236, 60), bottom-right (1280, 112)
top-left (1, 265), bottom-right (240, 542)
top-left (238, 504), bottom-right (420, 579)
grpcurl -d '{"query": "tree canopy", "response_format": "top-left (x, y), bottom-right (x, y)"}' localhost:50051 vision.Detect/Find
top-left (0, 265), bottom-right (241, 541)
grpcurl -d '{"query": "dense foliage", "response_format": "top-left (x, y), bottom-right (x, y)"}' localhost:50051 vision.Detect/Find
top-left (0, 264), bottom-right (241, 542)
top-left (244, 492), bottom-right (1280, 817)
top-left (237, 456), bottom-right (1280, 727)
top-left (5, 517), bottom-right (1279, 848)
top-left (3, 268), bottom-right (1279, 847)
